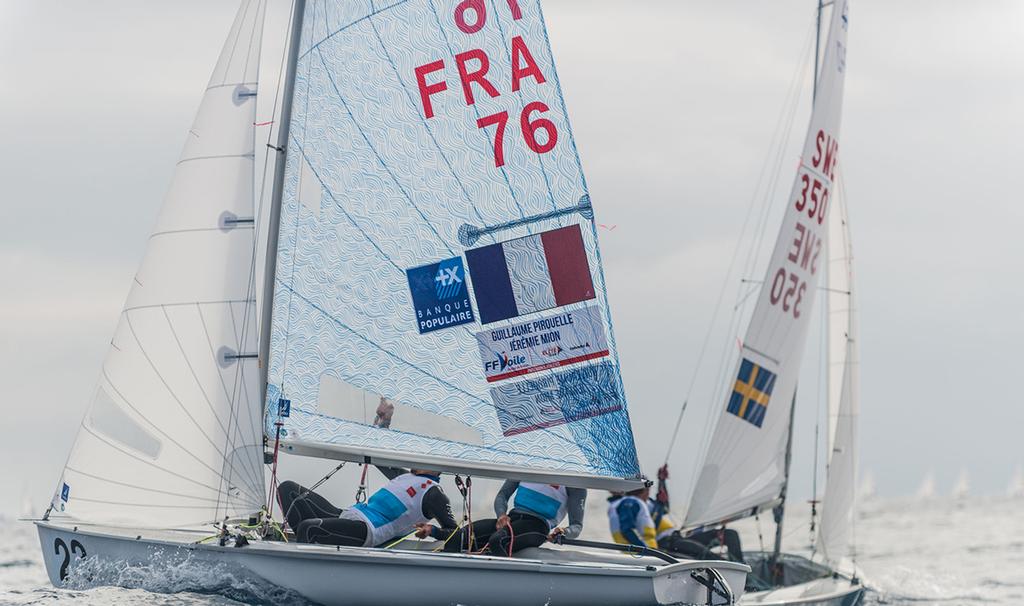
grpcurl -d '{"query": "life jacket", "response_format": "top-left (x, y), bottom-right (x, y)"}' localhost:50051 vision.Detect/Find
top-left (646, 497), bottom-right (676, 541)
top-left (342, 473), bottom-right (439, 547)
top-left (513, 482), bottom-right (568, 530)
top-left (608, 495), bottom-right (657, 548)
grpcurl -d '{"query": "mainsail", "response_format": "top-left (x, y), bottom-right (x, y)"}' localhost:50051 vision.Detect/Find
top-left (49, 1), bottom-right (269, 527)
top-left (264, 0), bottom-right (640, 489)
top-left (818, 176), bottom-right (858, 567)
top-left (685, 0), bottom-right (850, 527)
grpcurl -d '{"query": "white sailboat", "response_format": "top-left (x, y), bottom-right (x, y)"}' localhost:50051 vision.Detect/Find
top-left (663, 1), bottom-right (863, 605)
top-left (951, 468), bottom-right (969, 500)
top-left (917, 471), bottom-right (937, 500)
top-left (1008, 466), bottom-right (1024, 498)
top-left (34, 1), bottom-right (747, 604)
top-left (858, 470), bottom-right (875, 502)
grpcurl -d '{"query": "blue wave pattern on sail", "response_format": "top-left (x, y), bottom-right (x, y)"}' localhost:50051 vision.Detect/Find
top-left (266, 0), bottom-right (639, 480)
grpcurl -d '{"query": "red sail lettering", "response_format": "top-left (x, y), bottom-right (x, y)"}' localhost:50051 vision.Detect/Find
top-left (799, 230), bottom-right (818, 272)
top-left (454, 0), bottom-right (487, 34)
top-left (511, 36), bottom-right (546, 92)
top-left (823, 139), bottom-right (839, 181)
top-left (504, 0), bottom-right (523, 19)
top-left (455, 49), bottom-right (500, 106)
top-left (788, 222), bottom-right (807, 264)
top-left (811, 130), bottom-right (825, 168)
top-left (415, 60), bottom-right (447, 119)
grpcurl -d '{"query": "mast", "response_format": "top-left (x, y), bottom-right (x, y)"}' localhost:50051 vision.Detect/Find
top-left (771, 390), bottom-right (797, 566)
top-left (814, 0), bottom-right (823, 101)
top-left (259, 0), bottom-right (307, 412)
top-left (773, 0), bottom-right (827, 564)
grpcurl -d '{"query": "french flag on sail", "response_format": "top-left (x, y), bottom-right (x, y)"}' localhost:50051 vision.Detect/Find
top-left (465, 224), bottom-right (596, 324)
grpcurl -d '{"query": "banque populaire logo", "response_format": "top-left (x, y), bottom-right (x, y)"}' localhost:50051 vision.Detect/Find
top-left (406, 256), bottom-right (475, 335)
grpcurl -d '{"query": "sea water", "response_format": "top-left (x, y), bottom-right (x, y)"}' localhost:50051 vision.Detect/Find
top-left (2, 496), bottom-right (1021, 605)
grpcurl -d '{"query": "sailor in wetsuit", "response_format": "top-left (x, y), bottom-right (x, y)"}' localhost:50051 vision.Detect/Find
top-left (443, 481), bottom-right (586, 556)
top-left (651, 464), bottom-right (745, 563)
top-left (278, 467), bottom-right (458, 547)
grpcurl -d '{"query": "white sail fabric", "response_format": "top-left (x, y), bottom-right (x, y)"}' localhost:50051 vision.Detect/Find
top-left (265, 0), bottom-right (641, 489)
top-left (825, 173), bottom-right (854, 457)
top-left (50, 1), bottom-right (268, 528)
top-left (819, 180), bottom-right (858, 566)
top-left (685, 1), bottom-right (850, 528)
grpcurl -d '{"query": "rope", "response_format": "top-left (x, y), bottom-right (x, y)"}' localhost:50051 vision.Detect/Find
top-left (355, 463), bottom-right (368, 503)
top-left (265, 420), bottom-right (284, 522)
top-left (382, 529), bottom-right (419, 549)
top-left (466, 477), bottom-right (474, 550)
top-left (755, 513), bottom-right (765, 553)
top-left (454, 475), bottom-right (474, 553)
top-left (431, 524), bottom-right (464, 552)
top-left (507, 521), bottom-right (515, 557)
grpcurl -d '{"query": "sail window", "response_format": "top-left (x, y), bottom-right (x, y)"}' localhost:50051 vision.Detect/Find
top-left (317, 374), bottom-right (484, 445)
top-left (88, 387), bottom-right (162, 460)
top-left (298, 158), bottom-right (322, 215)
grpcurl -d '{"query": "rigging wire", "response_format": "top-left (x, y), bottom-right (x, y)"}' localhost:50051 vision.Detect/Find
top-left (809, 258), bottom-right (827, 555)
top-left (662, 16), bottom-right (818, 466)
top-left (837, 166), bottom-right (860, 576)
top-left (689, 16), bottom-right (818, 491)
top-left (663, 17), bottom-right (819, 497)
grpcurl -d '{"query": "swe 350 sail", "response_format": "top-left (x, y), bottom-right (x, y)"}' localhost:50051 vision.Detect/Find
top-left (685, 0), bottom-right (850, 529)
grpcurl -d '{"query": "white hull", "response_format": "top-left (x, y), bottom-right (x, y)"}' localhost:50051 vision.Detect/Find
top-left (739, 552), bottom-right (863, 606)
top-left (741, 578), bottom-right (862, 606)
top-left (37, 521), bottom-right (748, 605)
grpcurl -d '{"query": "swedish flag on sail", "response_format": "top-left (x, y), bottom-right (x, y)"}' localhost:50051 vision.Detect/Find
top-left (727, 359), bottom-right (776, 428)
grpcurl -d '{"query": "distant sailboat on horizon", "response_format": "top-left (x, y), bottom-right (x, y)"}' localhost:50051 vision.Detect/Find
top-left (859, 470), bottom-right (876, 501)
top-left (917, 471), bottom-right (937, 499)
top-left (951, 468), bottom-right (969, 500)
top-left (1007, 466), bottom-right (1024, 498)
top-left (19, 485), bottom-right (35, 519)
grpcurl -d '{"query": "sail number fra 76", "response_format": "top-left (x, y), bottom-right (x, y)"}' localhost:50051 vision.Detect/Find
top-left (414, 0), bottom-right (558, 168)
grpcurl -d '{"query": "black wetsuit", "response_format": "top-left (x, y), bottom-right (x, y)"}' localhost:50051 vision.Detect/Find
top-left (650, 468), bottom-right (745, 563)
top-left (443, 480), bottom-right (586, 556)
top-left (278, 467), bottom-right (458, 547)
top-left (659, 528), bottom-right (745, 563)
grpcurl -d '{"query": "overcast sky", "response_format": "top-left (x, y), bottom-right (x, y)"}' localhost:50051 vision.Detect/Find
top-left (1, 0), bottom-right (1022, 516)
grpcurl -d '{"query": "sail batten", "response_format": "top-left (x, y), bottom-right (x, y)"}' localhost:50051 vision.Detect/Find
top-left (683, 1), bottom-right (850, 529)
top-left (264, 0), bottom-right (641, 489)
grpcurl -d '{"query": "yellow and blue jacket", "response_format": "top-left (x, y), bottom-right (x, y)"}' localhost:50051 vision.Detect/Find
top-left (607, 495), bottom-right (657, 548)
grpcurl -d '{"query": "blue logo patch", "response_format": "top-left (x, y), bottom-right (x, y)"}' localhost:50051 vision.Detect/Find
top-left (278, 398), bottom-right (291, 418)
top-left (406, 257), bottom-right (475, 334)
top-left (61, 483), bottom-right (70, 502)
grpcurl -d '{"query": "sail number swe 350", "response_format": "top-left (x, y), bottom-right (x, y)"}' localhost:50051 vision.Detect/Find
top-left (768, 129), bottom-right (839, 320)
top-left (415, 0), bottom-right (558, 168)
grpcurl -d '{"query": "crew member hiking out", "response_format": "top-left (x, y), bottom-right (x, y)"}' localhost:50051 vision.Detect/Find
top-left (443, 480), bottom-right (586, 556)
top-left (651, 464), bottom-right (745, 563)
top-left (278, 467), bottom-right (457, 547)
